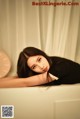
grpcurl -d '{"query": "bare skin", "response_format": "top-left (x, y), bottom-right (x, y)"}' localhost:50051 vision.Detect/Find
top-left (0, 72), bottom-right (56, 88)
top-left (27, 55), bottom-right (50, 73)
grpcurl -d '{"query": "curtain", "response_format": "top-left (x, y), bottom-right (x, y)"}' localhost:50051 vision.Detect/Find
top-left (0, 0), bottom-right (80, 75)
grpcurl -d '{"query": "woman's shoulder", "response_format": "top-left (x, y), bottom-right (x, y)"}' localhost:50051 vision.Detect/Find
top-left (49, 56), bottom-right (80, 66)
top-left (49, 56), bottom-right (73, 62)
top-left (49, 56), bottom-right (66, 62)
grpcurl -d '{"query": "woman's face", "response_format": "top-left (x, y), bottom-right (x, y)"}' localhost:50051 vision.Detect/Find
top-left (27, 55), bottom-right (50, 73)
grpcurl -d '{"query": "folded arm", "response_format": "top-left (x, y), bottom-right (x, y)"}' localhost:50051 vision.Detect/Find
top-left (0, 72), bottom-right (56, 88)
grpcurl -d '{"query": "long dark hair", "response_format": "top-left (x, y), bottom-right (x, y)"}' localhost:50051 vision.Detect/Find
top-left (17, 47), bottom-right (52, 78)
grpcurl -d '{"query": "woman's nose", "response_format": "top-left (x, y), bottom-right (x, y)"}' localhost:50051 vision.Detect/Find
top-left (38, 63), bottom-right (44, 69)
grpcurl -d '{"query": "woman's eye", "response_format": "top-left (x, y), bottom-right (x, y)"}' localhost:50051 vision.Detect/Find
top-left (38, 57), bottom-right (41, 62)
top-left (32, 65), bottom-right (36, 69)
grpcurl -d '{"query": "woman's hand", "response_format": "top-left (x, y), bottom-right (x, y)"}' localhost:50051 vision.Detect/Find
top-left (47, 73), bottom-right (59, 82)
top-left (40, 72), bottom-right (57, 83)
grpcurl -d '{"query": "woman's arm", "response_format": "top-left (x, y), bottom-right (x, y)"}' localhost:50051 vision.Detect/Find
top-left (0, 72), bottom-right (55, 88)
top-left (0, 76), bottom-right (18, 81)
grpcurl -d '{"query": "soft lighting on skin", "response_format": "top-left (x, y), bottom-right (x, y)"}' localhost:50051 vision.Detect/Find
top-left (27, 55), bottom-right (50, 73)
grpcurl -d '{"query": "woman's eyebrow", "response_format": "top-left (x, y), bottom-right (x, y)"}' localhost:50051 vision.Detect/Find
top-left (36, 56), bottom-right (40, 62)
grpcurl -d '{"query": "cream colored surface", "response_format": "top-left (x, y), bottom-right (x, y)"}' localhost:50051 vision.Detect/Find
top-left (0, 84), bottom-right (80, 119)
top-left (0, 0), bottom-right (80, 75)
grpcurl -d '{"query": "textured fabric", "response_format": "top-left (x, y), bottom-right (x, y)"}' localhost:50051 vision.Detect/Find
top-left (46, 57), bottom-right (80, 85)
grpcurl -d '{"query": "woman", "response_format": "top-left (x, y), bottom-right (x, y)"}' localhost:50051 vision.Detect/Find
top-left (17, 47), bottom-right (80, 85)
top-left (0, 47), bottom-right (80, 88)
top-left (0, 47), bottom-right (54, 88)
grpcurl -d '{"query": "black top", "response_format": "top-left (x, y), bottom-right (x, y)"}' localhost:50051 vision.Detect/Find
top-left (46, 57), bottom-right (80, 85)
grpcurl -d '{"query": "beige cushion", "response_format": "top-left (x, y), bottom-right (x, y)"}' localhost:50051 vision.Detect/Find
top-left (0, 51), bottom-right (11, 78)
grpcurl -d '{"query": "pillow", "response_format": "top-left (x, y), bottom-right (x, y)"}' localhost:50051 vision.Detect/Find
top-left (0, 51), bottom-right (11, 78)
